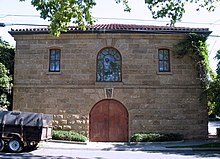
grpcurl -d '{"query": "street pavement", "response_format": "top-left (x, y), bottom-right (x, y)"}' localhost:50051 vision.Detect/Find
top-left (39, 139), bottom-right (220, 152)
top-left (0, 139), bottom-right (220, 159)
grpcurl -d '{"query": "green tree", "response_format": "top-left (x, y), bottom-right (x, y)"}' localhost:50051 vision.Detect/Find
top-left (0, 39), bottom-right (15, 75)
top-left (0, 63), bottom-right (12, 109)
top-left (207, 50), bottom-right (220, 116)
top-left (0, 38), bottom-right (15, 110)
top-left (215, 50), bottom-right (220, 78)
top-left (145, 0), bottom-right (218, 26)
top-left (19, 0), bottom-right (219, 36)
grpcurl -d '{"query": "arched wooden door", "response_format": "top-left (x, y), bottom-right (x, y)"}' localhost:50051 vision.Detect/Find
top-left (89, 99), bottom-right (128, 142)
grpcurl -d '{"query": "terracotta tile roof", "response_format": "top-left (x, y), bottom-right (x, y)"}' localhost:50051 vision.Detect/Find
top-left (9, 24), bottom-right (212, 35)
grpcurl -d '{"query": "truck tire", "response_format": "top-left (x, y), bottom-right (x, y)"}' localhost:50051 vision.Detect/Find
top-left (7, 138), bottom-right (23, 153)
top-left (0, 139), bottom-right (4, 151)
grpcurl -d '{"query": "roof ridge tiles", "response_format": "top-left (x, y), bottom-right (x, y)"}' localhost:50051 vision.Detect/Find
top-left (9, 23), bottom-right (211, 35)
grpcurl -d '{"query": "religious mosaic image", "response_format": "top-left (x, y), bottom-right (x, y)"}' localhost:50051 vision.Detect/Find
top-left (97, 48), bottom-right (121, 82)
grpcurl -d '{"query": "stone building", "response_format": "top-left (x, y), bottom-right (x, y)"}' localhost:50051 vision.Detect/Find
top-left (9, 24), bottom-right (211, 141)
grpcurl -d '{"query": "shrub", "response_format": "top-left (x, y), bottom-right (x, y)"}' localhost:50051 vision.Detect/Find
top-left (131, 133), bottom-right (183, 142)
top-left (52, 130), bottom-right (87, 142)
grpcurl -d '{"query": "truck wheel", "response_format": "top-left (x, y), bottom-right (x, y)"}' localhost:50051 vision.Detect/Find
top-left (0, 139), bottom-right (4, 151)
top-left (7, 138), bottom-right (23, 153)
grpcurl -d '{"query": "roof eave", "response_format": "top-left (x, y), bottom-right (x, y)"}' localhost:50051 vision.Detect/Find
top-left (8, 29), bottom-right (212, 36)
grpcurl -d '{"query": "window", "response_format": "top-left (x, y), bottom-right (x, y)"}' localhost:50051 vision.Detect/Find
top-left (49, 49), bottom-right (60, 72)
top-left (97, 47), bottom-right (122, 82)
top-left (158, 49), bottom-right (170, 72)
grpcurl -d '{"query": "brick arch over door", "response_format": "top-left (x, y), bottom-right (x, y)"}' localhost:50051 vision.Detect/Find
top-left (89, 99), bottom-right (128, 142)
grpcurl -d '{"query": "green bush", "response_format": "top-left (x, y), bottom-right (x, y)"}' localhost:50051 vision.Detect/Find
top-left (131, 133), bottom-right (183, 142)
top-left (52, 130), bottom-right (87, 142)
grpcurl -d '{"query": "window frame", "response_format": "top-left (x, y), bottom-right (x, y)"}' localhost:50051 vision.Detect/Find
top-left (96, 47), bottom-right (122, 82)
top-left (158, 49), bottom-right (171, 73)
top-left (49, 48), bottom-right (61, 72)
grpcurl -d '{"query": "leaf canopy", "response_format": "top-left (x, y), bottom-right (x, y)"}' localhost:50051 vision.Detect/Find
top-left (20, 0), bottom-right (219, 36)
top-left (0, 38), bottom-right (14, 109)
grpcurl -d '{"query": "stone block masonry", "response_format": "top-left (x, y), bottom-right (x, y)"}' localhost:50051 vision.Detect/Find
top-left (12, 32), bottom-right (208, 140)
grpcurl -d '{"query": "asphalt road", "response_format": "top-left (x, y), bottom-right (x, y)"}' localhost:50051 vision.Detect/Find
top-left (1, 148), bottom-right (220, 159)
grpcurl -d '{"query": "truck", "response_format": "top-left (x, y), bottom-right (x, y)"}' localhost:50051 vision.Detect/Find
top-left (0, 111), bottom-right (53, 152)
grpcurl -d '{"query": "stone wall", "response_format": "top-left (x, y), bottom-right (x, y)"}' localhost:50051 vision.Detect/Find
top-left (12, 33), bottom-right (208, 139)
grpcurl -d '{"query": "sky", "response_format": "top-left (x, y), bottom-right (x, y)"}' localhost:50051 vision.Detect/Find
top-left (0, 0), bottom-right (220, 71)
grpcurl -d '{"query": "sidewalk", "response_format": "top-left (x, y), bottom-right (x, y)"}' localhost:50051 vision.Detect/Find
top-left (39, 139), bottom-right (220, 151)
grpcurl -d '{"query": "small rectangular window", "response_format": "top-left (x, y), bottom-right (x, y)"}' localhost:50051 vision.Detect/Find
top-left (49, 49), bottom-right (60, 72)
top-left (158, 49), bottom-right (170, 72)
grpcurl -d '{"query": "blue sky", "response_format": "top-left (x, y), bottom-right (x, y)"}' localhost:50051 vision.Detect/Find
top-left (0, 0), bottom-right (220, 71)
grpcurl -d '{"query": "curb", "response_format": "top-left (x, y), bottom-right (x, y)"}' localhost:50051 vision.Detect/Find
top-left (48, 140), bottom-right (87, 145)
top-left (39, 145), bottom-right (220, 152)
top-left (39, 146), bottom-right (192, 152)
top-left (128, 140), bottom-right (185, 145)
top-left (40, 146), bottom-right (220, 152)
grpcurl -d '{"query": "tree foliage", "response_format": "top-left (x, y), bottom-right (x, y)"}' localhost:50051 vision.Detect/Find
top-left (0, 63), bottom-right (12, 109)
top-left (0, 38), bottom-right (15, 110)
top-left (215, 50), bottom-right (220, 77)
top-left (0, 39), bottom-right (15, 75)
top-left (175, 33), bottom-right (210, 87)
top-left (31, 0), bottom-right (96, 36)
top-left (19, 0), bottom-right (220, 36)
top-left (146, 0), bottom-right (219, 26)
top-left (207, 50), bottom-right (220, 116)
top-left (173, 33), bottom-right (220, 116)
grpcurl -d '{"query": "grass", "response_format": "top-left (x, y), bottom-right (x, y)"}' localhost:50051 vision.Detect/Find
top-left (52, 130), bottom-right (88, 142)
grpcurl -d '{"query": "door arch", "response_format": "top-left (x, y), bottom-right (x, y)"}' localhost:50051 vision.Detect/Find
top-left (89, 99), bottom-right (128, 142)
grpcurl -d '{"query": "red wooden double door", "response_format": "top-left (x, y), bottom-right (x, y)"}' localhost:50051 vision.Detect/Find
top-left (89, 99), bottom-right (128, 142)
